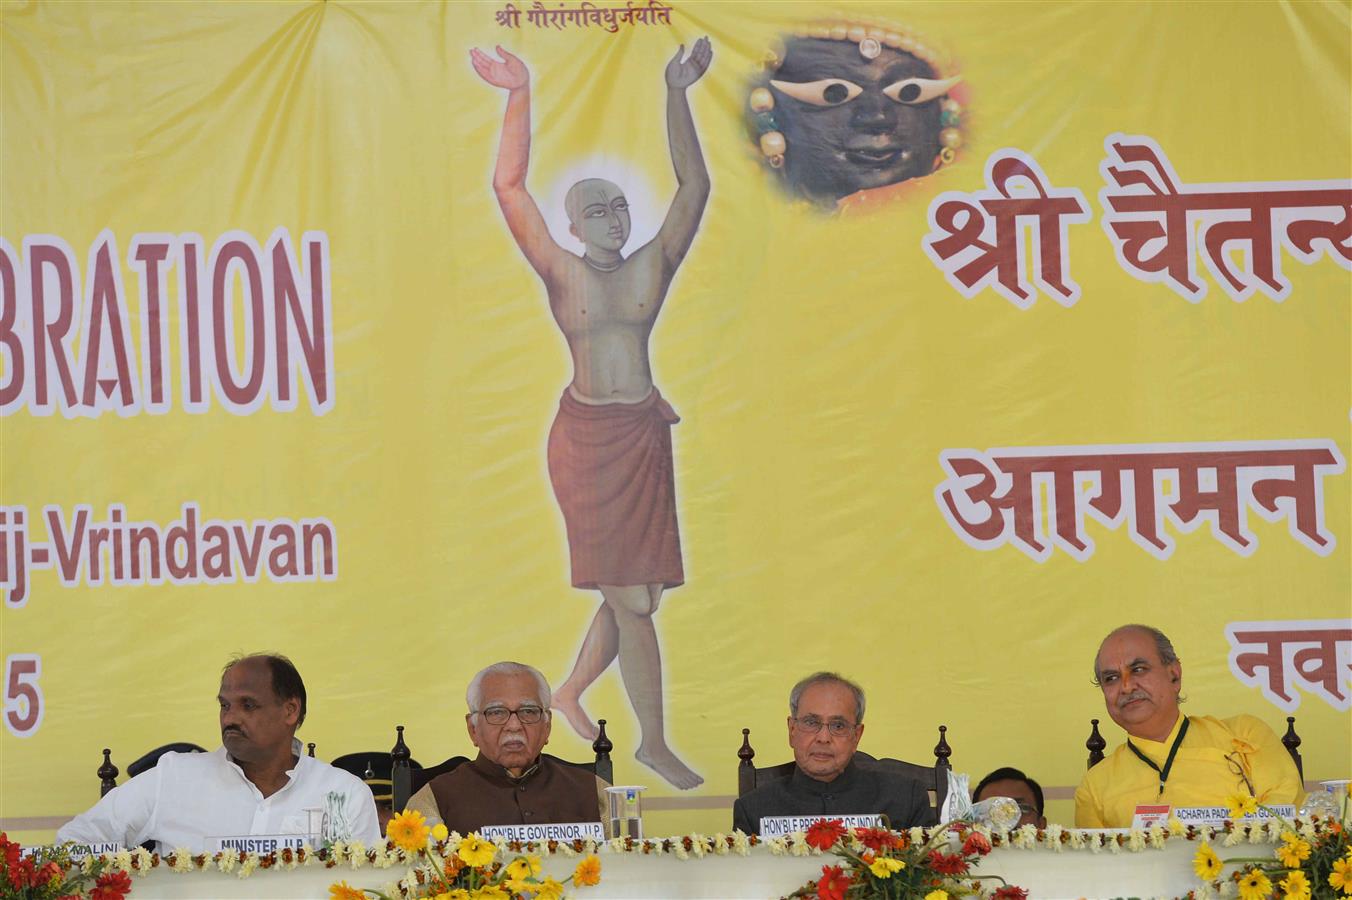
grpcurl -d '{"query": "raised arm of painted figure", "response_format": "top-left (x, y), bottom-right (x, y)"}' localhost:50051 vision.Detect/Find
top-left (470, 46), bottom-right (568, 281)
top-left (656, 38), bottom-right (713, 270)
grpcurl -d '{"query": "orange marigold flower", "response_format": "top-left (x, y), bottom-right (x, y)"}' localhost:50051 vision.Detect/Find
top-left (328, 881), bottom-right (366, 900)
top-left (573, 854), bottom-right (602, 886)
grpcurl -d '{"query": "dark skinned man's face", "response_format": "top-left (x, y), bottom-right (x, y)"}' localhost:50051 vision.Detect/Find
top-left (770, 38), bottom-right (943, 203)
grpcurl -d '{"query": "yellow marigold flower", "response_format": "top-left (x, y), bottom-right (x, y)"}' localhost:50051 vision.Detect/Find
top-left (385, 809), bottom-right (431, 853)
top-left (433, 892), bottom-right (470, 900)
top-left (456, 834), bottom-right (496, 868)
top-left (534, 877), bottom-right (566, 900)
top-left (868, 856), bottom-right (904, 878)
top-left (431, 823), bottom-right (449, 843)
top-left (1275, 832), bottom-right (1312, 868)
top-left (573, 854), bottom-right (602, 887)
top-left (470, 886), bottom-right (510, 900)
top-left (924, 892), bottom-right (950, 900)
top-left (329, 881), bottom-right (367, 900)
top-left (1330, 857), bottom-right (1352, 892)
top-left (1280, 870), bottom-right (1311, 900)
top-left (1193, 843), bottom-right (1223, 880)
top-left (1225, 793), bottom-right (1259, 819)
top-left (505, 854), bottom-right (542, 881)
top-left (1237, 868), bottom-right (1272, 900)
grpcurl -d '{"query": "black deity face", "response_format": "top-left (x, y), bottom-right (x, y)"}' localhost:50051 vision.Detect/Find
top-left (769, 38), bottom-right (945, 203)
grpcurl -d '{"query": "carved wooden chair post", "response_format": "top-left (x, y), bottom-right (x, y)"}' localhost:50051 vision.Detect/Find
top-left (1281, 716), bottom-right (1303, 780)
top-left (307, 742), bottom-right (316, 758)
top-left (736, 728), bottom-right (757, 797)
top-left (1086, 718), bottom-right (1106, 769)
top-left (98, 749), bottom-right (119, 797)
top-left (391, 725), bottom-right (412, 812)
top-left (592, 719), bottom-right (614, 785)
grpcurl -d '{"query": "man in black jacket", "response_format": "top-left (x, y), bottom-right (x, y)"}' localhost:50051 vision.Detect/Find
top-left (732, 672), bottom-right (935, 835)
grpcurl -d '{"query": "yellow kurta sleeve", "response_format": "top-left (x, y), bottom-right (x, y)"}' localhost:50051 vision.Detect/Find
top-left (1073, 774), bottom-right (1107, 828)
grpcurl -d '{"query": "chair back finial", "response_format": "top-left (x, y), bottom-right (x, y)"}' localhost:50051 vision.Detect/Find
top-left (592, 719), bottom-right (614, 784)
top-left (391, 725), bottom-right (412, 812)
top-left (1086, 718), bottom-right (1107, 769)
top-left (737, 728), bottom-right (757, 796)
top-left (1281, 716), bottom-right (1304, 779)
top-left (933, 724), bottom-right (952, 770)
top-left (98, 748), bottom-right (119, 796)
top-left (307, 742), bottom-right (316, 758)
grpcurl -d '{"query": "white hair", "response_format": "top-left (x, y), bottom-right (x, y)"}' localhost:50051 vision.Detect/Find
top-left (466, 661), bottom-right (552, 717)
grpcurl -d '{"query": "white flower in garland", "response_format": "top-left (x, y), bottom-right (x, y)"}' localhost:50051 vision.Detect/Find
top-left (711, 833), bottom-right (729, 855)
top-left (1044, 824), bottom-right (1065, 852)
top-left (170, 848), bottom-right (194, 872)
top-left (1011, 824), bottom-right (1037, 850)
top-left (691, 834), bottom-right (708, 858)
top-left (1246, 823), bottom-right (1264, 844)
top-left (1166, 816), bottom-right (1185, 836)
top-left (732, 832), bottom-right (752, 856)
top-left (908, 827), bottom-right (925, 846)
top-left (347, 841), bottom-right (368, 869)
top-left (217, 848), bottom-right (239, 873)
top-left (1222, 828), bottom-right (1243, 847)
top-left (1126, 829), bottom-right (1146, 852)
top-left (238, 853), bottom-right (259, 878)
top-left (673, 842), bottom-right (689, 860)
top-left (789, 833), bottom-right (811, 857)
top-left (1147, 825), bottom-right (1166, 849)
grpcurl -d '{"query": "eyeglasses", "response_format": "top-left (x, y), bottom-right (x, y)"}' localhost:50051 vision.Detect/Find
top-left (1015, 802), bottom-right (1039, 817)
top-left (1225, 752), bottom-right (1255, 796)
top-left (477, 705), bottom-right (546, 725)
top-left (792, 716), bottom-right (857, 738)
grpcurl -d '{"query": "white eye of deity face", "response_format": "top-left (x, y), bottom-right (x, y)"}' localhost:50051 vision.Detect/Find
top-left (770, 78), bottom-right (864, 107)
top-left (881, 76), bottom-right (960, 105)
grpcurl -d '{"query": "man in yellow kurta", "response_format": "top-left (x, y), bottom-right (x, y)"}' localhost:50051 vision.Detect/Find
top-left (1074, 624), bottom-right (1302, 828)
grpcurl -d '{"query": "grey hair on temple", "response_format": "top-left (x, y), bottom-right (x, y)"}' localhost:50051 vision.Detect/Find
top-left (466, 661), bottom-right (552, 714)
top-left (788, 671), bottom-right (866, 724)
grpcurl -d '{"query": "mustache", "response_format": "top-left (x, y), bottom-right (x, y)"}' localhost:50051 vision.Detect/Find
top-left (1117, 691), bottom-right (1149, 707)
top-left (222, 726), bottom-right (245, 736)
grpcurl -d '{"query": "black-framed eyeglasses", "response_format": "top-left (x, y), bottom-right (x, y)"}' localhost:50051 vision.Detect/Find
top-left (476, 705), bottom-right (546, 725)
top-left (792, 715), bottom-right (857, 738)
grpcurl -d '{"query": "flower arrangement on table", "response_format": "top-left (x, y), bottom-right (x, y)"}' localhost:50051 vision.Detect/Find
top-left (1190, 784), bottom-right (1352, 899)
top-left (783, 819), bottom-right (1029, 900)
top-left (329, 811), bottom-right (603, 900)
top-left (0, 833), bottom-right (132, 900)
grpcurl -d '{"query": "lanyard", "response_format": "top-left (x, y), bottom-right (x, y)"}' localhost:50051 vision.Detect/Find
top-left (1126, 717), bottom-right (1190, 797)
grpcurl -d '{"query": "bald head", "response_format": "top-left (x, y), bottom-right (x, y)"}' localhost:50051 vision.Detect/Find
top-left (565, 178), bottom-right (631, 254)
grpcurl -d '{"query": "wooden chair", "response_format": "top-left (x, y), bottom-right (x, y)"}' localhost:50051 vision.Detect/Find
top-left (736, 725), bottom-right (953, 812)
top-left (1084, 715), bottom-right (1305, 777)
top-left (97, 743), bottom-right (208, 794)
top-left (331, 750), bottom-right (424, 808)
top-left (391, 719), bottom-right (615, 812)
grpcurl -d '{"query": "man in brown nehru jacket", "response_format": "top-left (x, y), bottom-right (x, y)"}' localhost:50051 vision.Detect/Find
top-left (404, 662), bottom-right (609, 835)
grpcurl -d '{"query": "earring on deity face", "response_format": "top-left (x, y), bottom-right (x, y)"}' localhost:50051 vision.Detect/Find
top-left (748, 86), bottom-right (786, 169)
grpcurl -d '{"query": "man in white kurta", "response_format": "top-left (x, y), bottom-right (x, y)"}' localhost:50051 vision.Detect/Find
top-left (58, 655), bottom-right (380, 853)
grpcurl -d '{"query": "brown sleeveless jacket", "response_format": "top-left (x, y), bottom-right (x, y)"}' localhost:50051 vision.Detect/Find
top-left (427, 752), bottom-right (605, 835)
